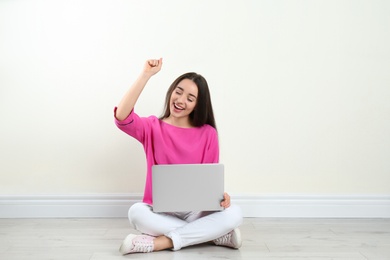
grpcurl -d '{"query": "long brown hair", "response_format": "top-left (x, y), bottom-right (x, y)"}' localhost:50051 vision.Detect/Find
top-left (160, 72), bottom-right (217, 129)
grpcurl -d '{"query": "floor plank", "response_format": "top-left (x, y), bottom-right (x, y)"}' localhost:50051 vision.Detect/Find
top-left (0, 218), bottom-right (389, 259)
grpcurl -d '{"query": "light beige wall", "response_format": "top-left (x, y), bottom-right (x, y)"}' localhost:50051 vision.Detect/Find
top-left (1, 0), bottom-right (389, 195)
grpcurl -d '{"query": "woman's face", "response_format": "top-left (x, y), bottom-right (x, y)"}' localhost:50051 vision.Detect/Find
top-left (169, 79), bottom-right (198, 120)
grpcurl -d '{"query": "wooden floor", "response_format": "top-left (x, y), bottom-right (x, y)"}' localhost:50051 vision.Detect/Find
top-left (1, 218), bottom-right (390, 259)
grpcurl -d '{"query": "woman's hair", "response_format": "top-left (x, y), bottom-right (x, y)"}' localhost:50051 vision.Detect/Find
top-left (160, 72), bottom-right (217, 129)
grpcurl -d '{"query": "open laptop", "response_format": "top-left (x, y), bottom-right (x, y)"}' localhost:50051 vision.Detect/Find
top-left (152, 163), bottom-right (224, 212)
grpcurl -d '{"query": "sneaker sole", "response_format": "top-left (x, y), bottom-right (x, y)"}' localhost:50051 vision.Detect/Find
top-left (232, 228), bottom-right (242, 249)
top-left (119, 234), bottom-right (137, 255)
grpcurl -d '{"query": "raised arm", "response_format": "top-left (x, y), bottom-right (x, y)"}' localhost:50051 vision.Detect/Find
top-left (115, 58), bottom-right (163, 121)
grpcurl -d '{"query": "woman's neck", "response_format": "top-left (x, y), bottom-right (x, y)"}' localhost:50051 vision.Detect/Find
top-left (163, 116), bottom-right (193, 128)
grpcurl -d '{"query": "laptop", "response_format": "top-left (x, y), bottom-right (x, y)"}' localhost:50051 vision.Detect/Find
top-left (152, 163), bottom-right (224, 212)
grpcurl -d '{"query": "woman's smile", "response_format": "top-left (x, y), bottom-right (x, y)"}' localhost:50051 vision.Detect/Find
top-left (173, 102), bottom-right (185, 112)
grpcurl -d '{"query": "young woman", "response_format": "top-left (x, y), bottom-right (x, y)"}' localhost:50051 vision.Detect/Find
top-left (114, 58), bottom-right (243, 254)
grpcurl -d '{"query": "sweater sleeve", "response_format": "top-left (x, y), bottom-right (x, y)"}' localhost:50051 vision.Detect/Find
top-left (205, 127), bottom-right (220, 163)
top-left (114, 107), bottom-right (149, 144)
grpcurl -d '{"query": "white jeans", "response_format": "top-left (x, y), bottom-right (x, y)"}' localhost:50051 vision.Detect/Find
top-left (128, 202), bottom-right (243, 250)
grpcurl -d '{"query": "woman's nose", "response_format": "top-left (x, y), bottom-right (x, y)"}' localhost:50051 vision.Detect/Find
top-left (177, 95), bottom-right (186, 103)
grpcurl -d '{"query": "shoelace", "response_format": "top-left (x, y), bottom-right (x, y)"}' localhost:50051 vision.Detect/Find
top-left (133, 237), bottom-right (154, 253)
top-left (215, 233), bottom-right (232, 246)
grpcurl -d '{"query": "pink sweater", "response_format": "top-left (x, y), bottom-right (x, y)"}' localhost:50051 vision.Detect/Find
top-left (114, 108), bottom-right (219, 205)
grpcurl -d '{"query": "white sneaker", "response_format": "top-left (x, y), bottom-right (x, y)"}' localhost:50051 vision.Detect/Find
top-left (213, 228), bottom-right (242, 249)
top-left (119, 234), bottom-right (155, 255)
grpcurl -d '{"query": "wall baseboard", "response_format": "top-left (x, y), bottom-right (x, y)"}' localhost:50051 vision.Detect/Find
top-left (1, 194), bottom-right (389, 218)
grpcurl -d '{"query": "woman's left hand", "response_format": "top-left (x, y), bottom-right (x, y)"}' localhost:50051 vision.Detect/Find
top-left (220, 192), bottom-right (231, 209)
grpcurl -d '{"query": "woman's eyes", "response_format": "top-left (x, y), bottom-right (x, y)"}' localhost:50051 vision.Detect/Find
top-left (175, 91), bottom-right (194, 102)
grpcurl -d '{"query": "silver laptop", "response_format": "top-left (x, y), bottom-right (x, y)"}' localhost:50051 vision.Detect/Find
top-left (152, 163), bottom-right (224, 212)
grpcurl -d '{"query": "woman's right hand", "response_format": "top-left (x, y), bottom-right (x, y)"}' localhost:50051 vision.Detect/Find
top-left (115, 58), bottom-right (163, 121)
top-left (143, 58), bottom-right (163, 76)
